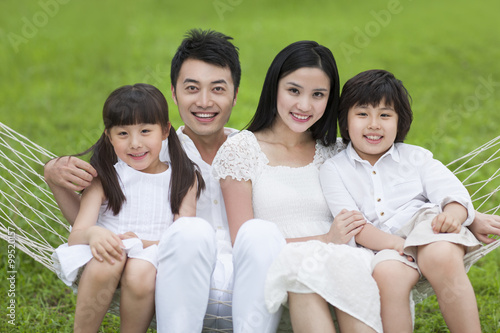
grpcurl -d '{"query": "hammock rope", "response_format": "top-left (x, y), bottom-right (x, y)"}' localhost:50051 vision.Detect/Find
top-left (1, 121), bottom-right (499, 330)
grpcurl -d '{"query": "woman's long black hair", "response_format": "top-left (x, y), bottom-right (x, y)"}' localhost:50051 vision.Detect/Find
top-left (79, 83), bottom-right (204, 215)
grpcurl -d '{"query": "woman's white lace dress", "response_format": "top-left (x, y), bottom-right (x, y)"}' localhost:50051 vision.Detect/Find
top-left (212, 130), bottom-right (382, 333)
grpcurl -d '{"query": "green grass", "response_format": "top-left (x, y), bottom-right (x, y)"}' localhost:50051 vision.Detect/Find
top-left (1, 0), bottom-right (499, 331)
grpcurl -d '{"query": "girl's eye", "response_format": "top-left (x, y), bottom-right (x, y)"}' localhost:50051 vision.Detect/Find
top-left (118, 131), bottom-right (128, 136)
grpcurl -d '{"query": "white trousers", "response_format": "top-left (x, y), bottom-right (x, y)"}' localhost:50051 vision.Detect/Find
top-left (155, 217), bottom-right (285, 333)
top-left (155, 217), bottom-right (217, 333)
top-left (232, 219), bottom-right (286, 333)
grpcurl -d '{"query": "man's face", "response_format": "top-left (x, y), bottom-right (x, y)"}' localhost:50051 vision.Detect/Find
top-left (172, 59), bottom-right (237, 140)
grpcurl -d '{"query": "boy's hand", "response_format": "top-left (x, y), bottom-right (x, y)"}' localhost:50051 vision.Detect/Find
top-left (432, 212), bottom-right (462, 234)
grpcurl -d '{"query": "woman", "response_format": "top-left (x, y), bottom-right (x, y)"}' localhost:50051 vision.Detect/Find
top-left (212, 41), bottom-right (381, 333)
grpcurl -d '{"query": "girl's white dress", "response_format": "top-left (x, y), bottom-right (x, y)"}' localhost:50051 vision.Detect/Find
top-left (52, 160), bottom-right (173, 288)
top-left (212, 130), bottom-right (383, 333)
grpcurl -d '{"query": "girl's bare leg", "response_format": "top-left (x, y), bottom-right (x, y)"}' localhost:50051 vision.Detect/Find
top-left (372, 260), bottom-right (419, 333)
top-left (74, 257), bottom-right (126, 333)
top-left (119, 258), bottom-right (157, 333)
top-left (288, 292), bottom-right (336, 333)
top-left (418, 241), bottom-right (481, 333)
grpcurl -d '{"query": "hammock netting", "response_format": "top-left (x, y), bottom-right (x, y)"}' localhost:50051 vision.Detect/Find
top-left (1, 121), bottom-right (499, 330)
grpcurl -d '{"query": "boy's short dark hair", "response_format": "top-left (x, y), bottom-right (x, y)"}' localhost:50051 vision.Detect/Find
top-left (338, 69), bottom-right (413, 144)
top-left (170, 29), bottom-right (241, 94)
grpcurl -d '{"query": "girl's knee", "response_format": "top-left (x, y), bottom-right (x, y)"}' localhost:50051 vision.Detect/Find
top-left (83, 257), bottom-right (126, 285)
top-left (121, 260), bottom-right (156, 297)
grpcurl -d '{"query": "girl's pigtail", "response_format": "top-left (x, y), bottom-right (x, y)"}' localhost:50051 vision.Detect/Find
top-left (167, 126), bottom-right (205, 215)
top-left (77, 133), bottom-right (125, 215)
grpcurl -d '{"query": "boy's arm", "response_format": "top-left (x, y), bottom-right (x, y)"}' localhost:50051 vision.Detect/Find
top-left (44, 156), bottom-right (97, 225)
top-left (355, 223), bottom-right (405, 254)
top-left (432, 201), bottom-right (468, 234)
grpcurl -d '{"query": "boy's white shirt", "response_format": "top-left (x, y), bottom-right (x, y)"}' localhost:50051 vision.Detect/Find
top-left (320, 142), bottom-right (475, 236)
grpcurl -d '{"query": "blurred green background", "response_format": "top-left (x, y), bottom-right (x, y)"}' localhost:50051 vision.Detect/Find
top-left (1, 0), bottom-right (499, 331)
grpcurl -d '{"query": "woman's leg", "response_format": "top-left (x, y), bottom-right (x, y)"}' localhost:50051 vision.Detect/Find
top-left (372, 260), bottom-right (419, 333)
top-left (74, 257), bottom-right (126, 333)
top-left (418, 241), bottom-right (481, 333)
top-left (120, 258), bottom-right (157, 333)
top-left (289, 292), bottom-right (336, 333)
top-left (335, 308), bottom-right (377, 333)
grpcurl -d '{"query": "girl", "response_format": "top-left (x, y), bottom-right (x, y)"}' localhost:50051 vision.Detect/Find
top-left (52, 83), bottom-right (205, 332)
top-left (320, 69), bottom-right (482, 333)
top-left (212, 41), bottom-right (382, 333)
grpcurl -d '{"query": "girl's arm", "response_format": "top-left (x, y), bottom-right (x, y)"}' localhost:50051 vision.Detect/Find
top-left (174, 176), bottom-right (199, 221)
top-left (220, 177), bottom-right (254, 245)
top-left (68, 178), bottom-right (124, 264)
top-left (355, 223), bottom-right (405, 254)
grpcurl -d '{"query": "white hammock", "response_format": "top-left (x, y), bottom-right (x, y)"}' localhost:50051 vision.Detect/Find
top-left (1, 121), bottom-right (499, 330)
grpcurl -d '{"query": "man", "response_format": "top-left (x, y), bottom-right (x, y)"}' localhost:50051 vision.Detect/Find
top-left (44, 29), bottom-right (284, 332)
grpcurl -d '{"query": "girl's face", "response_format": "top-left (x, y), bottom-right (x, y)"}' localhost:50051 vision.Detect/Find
top-left (275, 67), bottom-right (330, 134)
top-left (107, 123), bottom-right (169, 174)
top-left (347, 100), bottom-right (398, 165)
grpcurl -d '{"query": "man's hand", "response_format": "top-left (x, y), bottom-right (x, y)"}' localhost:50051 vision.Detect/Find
top-left (44, 156), bottom-right (97, 192)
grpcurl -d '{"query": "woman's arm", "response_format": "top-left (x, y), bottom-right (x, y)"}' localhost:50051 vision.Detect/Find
top-left (220, 177), bottom-right (254, 245)
top-left (67, 178), bottom-right (124, 263)
top-left (44, 156), bottom-right (98, 224)
top-left (468, 211), bottom-right (500, 243)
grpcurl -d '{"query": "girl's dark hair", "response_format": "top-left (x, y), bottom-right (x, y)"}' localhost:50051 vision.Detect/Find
top-left (338, 69), bottom-right (413, 144)
top-left (79, 83), bottom-right (204, 215)
top-left (246, 40), bottom-right (340, 146)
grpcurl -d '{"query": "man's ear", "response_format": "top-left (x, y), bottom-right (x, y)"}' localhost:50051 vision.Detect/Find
top-left (232, 87), bottom-right (239, 107)
top-left (171, 85), bottom-right (178, 105)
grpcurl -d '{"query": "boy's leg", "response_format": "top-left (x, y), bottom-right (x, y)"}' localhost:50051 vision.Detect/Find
top-left (74, 257), bottom-right (126, 333)
top-left (372, 259), bottom-right (419, 333)
top-left (232, 219), bottom-right (286, 333)
top-left (119, 258), bottom-right (157, 333)
top-left (418, 241), bottom-right (481, 333)
top-left (155, 217), bottom-right (217, 333)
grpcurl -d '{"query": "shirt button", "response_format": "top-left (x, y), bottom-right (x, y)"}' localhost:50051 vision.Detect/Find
top-left (372, 171), bottom-right (377, 175)
top-left (377, 198), bottom-right (381, 202)
top-left (380, 212), bottom-right (385, 216)
top-left (213, 200), bottom-right (218, 205)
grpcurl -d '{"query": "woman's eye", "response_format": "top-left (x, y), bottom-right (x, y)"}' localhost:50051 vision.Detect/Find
top-left (288, 88), bottom-right (299, 94)
top-left (313, 92), bottom-right (325, 98)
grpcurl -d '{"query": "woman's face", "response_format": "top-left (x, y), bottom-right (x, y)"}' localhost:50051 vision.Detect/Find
top-left (275, 67), bottom-right (330, 134)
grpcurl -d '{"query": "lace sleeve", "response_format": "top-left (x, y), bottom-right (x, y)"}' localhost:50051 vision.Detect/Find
top-left (212, 130), bottom-right (262, 182)
top-left (314, 138), bottom-right (347, 166)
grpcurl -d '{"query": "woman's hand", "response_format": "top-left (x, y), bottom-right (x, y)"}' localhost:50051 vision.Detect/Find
top-left (469, 211), bottom-right (500, 244)
top-left (325, 209), bottom-right (366, 244)
top-left (87, 226), bottom-right (124, 264)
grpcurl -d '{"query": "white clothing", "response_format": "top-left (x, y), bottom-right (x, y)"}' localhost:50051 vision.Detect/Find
top-left (52, 160), bottom-right (173, 288)
top-left (212, 130), bottom-right (383, 333)
top-left (157, 127), bottom-right (283, 332)
top-left (320, 142), bottom-right (475, 236)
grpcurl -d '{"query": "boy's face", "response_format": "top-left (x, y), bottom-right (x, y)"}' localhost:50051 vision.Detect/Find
top-left (347, 100), bottom-right (398, 165)
top-left (171, 58), bottom-right (237, 141)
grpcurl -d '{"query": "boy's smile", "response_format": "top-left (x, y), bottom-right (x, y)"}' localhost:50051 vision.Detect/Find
top-left (347, 101), bottom-right (398, 165)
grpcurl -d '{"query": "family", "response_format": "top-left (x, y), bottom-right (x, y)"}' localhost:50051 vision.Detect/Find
top-left (45, 29), bottom-right (500, 333)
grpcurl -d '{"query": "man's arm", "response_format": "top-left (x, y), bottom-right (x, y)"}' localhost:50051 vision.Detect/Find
top-left (44, 156), bottom-right (97, 225)
top-left (468, 211), bottom-right (500, 243)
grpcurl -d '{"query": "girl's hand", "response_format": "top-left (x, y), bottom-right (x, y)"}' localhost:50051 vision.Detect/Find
top-left (87, 226), bottom-right (124, 264)
top-left (432, 212), bottom-right (462, 234)
top-left (119, 231), bottom-right (139, 240)
top-left (325, 209), bottom-right (366, 244)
